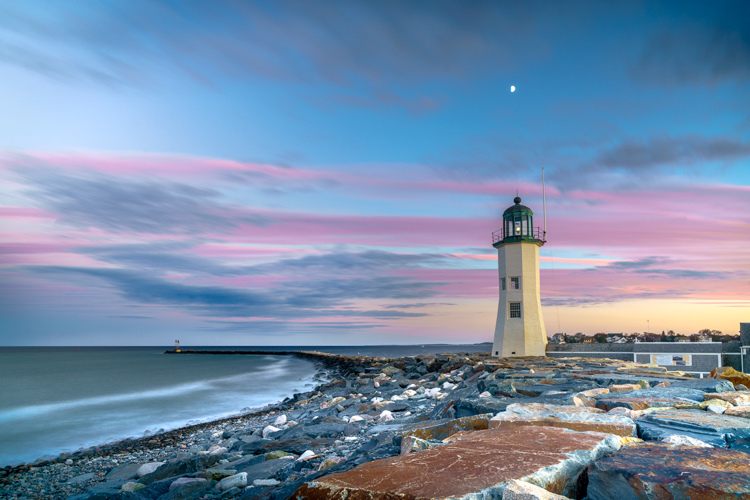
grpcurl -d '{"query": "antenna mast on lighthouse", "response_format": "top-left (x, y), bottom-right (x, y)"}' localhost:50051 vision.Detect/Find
top-left (542, 167), bottom-right (547, 242)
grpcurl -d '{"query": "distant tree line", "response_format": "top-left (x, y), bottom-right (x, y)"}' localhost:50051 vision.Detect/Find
top-left (553, 329), bottom-right (738, 344)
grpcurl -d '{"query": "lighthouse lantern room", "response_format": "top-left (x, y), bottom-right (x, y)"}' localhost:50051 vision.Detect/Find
top-left (491, 196), bottom-right (547, 357)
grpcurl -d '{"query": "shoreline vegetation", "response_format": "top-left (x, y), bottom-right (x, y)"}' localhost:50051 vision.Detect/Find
top-left (2, 350), bottom-right (750, 499)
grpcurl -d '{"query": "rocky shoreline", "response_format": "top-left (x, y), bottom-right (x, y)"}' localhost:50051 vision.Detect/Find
top-left (2, 350), bottom-right (750, 500)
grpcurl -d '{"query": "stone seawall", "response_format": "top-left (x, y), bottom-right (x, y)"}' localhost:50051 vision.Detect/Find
top-left (4, 350), bottom-right (750, 500)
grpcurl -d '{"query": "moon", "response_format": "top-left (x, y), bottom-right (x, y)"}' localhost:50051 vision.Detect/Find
top-left (510, 85), bottom-right (516, 92)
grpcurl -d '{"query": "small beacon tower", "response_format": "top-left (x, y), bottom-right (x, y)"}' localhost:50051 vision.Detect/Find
top-left (491, 197), bottom-right (547, 357)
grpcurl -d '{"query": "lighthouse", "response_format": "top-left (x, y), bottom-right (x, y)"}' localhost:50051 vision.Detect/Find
top-left (491, 196), bottom-right (547, 357)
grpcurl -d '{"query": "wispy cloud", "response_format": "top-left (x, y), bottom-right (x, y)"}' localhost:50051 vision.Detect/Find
top-left (16, 167), bottom-right (270, 234)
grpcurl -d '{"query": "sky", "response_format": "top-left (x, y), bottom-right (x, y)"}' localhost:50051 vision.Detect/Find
top-left (0, 1), bottom-right (748, 346)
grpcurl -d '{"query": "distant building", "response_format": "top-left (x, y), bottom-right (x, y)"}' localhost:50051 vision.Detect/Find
top-left (696, 334), bottom-right (711, 342)
top-left (550, 333), bottom-right (566, 344)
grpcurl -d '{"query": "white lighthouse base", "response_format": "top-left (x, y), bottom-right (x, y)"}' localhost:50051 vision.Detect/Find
top-left (492, 242), bottom-right (547, 357)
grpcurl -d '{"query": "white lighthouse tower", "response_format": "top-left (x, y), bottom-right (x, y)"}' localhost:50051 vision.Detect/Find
top-left (491, 196), bottom-right (547, 357)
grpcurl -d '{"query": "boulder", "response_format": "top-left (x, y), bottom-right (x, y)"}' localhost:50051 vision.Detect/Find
top-left (503, 479), bottom-right (573, 500)
top-left (608, 384), bottom-right (642, 393)
top-left (136, 462), bottom-right (164, 478)
top-left (725, 406), bottom-right (750, 419)
top-left (218, 472), bottom-right (247, 491)
top-left (662, 434), bottom-right (713, 447)
top-left (120, 481), bottom-right (145, 492)
top-left (594, 386), bottom-right (706, 403)
top-left (454, 397), bottom-right (516, 417)
top-left (204, 468), bottom-right (236, 480)
top-left (262, 425), bottom-right (281, 438)
top-left (396, 414), bottom-right (493, 444)
top-left (273, 414), bottom-right (287, 426)
top-left (269, 422), bottom-right (347, 440)
top-left (168, 477), bottom-right (206, 491)
top-left (253, 478), bottom-right (280, 486)
top-left (704, 391), bottom-right (750, 406)
top-left (711, 366), bottom-right (750, 388)
top-left (381, 402), bottom-right (409, 413)
top-left (67, 472), bottom-right (96, 484)
top-left (379, 410), bottom-right (394, 422)
top-left (241, 456), bottom-right (295, 483)
top-left (160, 480), bottom-right (213, 500)
top-left (586, 443), bottom-right (750, 500)
top-left (137, 455), bottom-right (224, 485)
top-left (295, 426), bottom-right (623, 499)
top-left (297, 450), bottom-right (316, 462)
top-left (400, 436), bottom-right (437, 455)
top-left (87, 463), bottom-right (142, 493)
top-left (594, 397), bottom-right (686, 412)
top-left (490, 403), bottom-right (637, 437)
top-left (671, 378), bottom-right (735, 393)
top-left (635, 409), bottom-right (750, 447)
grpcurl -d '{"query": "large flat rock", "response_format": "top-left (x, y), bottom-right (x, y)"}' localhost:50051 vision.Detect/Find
top-left (670, 378), bottom-right (735, 393)
top-left (587, 443), bottom-right (750, 500)
top-left (294, 426), bottom-right (623, 499)
top-left (396, 414), bottom-right (493, 443)
top-left (635, 409), bottom-right (750, 447)
top-left (594, 386), bottom-right (706, 402)
top-left (490, 403), bottom-right (636, 437)
top-left (594, 397), bottom-right (686, 411)
top-left (704, 391), bottom-right (750, 406)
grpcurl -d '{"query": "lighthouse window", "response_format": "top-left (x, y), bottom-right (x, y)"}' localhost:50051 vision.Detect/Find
top-left (514, 220), bottom-right (521, 235)
top-left (511, 277), bottom-right (520, 289)
top-left (522, 218), bottom-right (528, 235)
top-left (509, 302), bottom-right (521, 318)
top-left (501, 278), bottom-right (506, 290)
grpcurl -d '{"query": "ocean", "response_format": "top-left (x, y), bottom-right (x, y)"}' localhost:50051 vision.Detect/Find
top-left (0, 344), bottom-right (490, 467)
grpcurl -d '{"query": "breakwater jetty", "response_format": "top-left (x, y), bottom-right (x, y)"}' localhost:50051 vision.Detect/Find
top-left (3, 350), bottom-right (750, 499)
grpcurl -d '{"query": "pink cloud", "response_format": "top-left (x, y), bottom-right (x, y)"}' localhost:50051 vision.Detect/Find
top-left (0, 207), bottom-right (56, 220)
top-left (1, 151), bottom-right (335, 183)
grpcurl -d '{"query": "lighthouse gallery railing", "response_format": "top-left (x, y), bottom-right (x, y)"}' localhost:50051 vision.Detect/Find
top-left (492, 227), bottom-right (546, 244)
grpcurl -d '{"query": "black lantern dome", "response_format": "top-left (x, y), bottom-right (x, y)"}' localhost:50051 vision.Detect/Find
top-left (492, 197), bottom-right (545, 247)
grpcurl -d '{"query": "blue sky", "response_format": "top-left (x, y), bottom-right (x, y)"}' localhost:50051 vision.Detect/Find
top-left (0, 1), bottom-right (748, 345)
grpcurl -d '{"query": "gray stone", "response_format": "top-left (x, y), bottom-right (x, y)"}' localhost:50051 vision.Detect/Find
top-left (87, 463), bottom-right (141, 493)
top-left (241, 456), bottom-right (295, 483)
top-left (239, 434), bottom-right (263, 444)
top-left (218, 472), bottom-right (247, 491)
top-left (137, 455), bottom-right (224, 485)
top-left (381, 402), bottom-right (409, 413)
top-left (670, 378), bottom-right (735, 393)
top-left (160, 480), bottom-right (214, 500)
top-left (636, 409), bottom-right (750, 446)
top-left (220, 486), bottom-right (242, 498)
top-left (67, 472), bottom-right (96, 484)
top-left (270, 422), bottom-right (347, 440)
top-left (136, 462), bottom-right (164, 478)
top-left (168, 477), bottom-right (207, 491)
top-left (213, 453), bottom-right (266, 473)
top-left (595, 386), bottom-right (706, 403)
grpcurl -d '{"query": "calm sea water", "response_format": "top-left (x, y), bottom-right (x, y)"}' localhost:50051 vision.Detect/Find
top-left (0, 344), bottom-right (489, 467)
